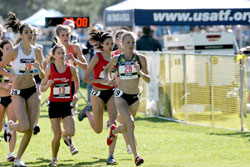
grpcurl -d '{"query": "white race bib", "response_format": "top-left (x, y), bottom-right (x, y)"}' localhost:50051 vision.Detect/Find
top-left (91, 89), bottom-right (101, 96)
top-left (53, 83), bottom-right (71, 98)
top-left (10, 89), bottom-right (21, 96)
top-left (119, 64), bottom-right (138, 80)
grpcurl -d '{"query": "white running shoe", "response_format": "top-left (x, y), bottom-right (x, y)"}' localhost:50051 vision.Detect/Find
top-left (3, 120), bottom-right (7, 131)
top-left (104, 119), bottom-right (110, 130)
top-left (6, 120), bottom-right (13, 134)
top-left (7, 152), bottom-right (16, 162)
top-left (4, 120), bottom-right (13, 142)
top-left (14, 159), bottom-right (26, 167)
top-left (127, 145), bottom-right (132, 154)
top-left (49, 158), bottom-right (57, 166)
top-left (70, 144), bottom-right (79, 155)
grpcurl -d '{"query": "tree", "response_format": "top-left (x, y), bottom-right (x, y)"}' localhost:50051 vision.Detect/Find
top-left (0, 0), bottom-right (123, 24)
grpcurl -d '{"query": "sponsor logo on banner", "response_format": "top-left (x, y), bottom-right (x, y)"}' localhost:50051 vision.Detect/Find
top-left (135, 9), bottom-right (250, 25)
top-left (153, 10), bottom-right (250, 23)
top-left (107, 13), bottom-right (130, 22)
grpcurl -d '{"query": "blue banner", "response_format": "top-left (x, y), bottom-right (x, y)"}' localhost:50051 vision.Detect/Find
top-left (104, 10), bottom-right (134, 26)
top-left (135, 9), bottom-right (250, 25)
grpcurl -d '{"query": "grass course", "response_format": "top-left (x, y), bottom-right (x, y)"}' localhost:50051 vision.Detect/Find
top-left (1, 87), bottom-right (250, 167)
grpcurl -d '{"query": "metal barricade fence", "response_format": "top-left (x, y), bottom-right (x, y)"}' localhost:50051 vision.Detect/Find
top-left (138, 51), bottom-right (249, 131)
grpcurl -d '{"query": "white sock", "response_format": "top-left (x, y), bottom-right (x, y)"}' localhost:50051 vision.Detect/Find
top-left (8, 152), bottom-right (15, 157)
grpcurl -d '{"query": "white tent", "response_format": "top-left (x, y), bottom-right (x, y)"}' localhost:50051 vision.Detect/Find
top-left (22, 8), bottom-right (64, 27)
top-left (104, 0), bottom-right (250, 26)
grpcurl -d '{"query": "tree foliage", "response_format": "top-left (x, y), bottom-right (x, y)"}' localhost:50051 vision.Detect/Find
top-left (0, 0), bottom-right (123, 24)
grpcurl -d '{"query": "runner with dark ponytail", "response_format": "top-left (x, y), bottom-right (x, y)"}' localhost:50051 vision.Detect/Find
top-left (0, 12), bottom-right (44, 167)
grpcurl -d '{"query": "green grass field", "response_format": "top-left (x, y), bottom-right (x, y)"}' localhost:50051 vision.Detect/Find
top-left (1, 87), bottom-right (250, 167)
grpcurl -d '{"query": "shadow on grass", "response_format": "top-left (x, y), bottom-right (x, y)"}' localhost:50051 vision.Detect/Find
top-left (15, 157), bottom-right (107, 167)
top-left (0, 162), bottom-right (12, 167)
top-left (209, 132), bottom-right (250, 138)
top-left (62, 158), bottom-right (107, 167)
top-left (39, 114), bottom-right (49, 118)
top-left (134, 116), bottom-right (172, 123)
top-left (24, 158), bottom-right (51, 167)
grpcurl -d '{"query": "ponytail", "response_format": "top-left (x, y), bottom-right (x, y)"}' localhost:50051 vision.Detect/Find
top-left (5, 12), bottom-right (30, 34)
top-left (88, 27), bottom-right (112, 50)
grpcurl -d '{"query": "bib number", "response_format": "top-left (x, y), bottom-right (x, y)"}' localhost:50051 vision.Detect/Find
top-left (91, 89), bottom-right (101, 97)
top-left (119, 64), bottom-right (138, 80)
top-left (53, 83), bottom-right (71, 98)
top-left (10, 89), bottom-right (21, 96)
top-left (114, 88), bottom-right (123, 97)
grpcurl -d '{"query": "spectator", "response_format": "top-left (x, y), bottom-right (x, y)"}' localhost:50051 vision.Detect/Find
top-left (136, 26), bottom-right (162, 51)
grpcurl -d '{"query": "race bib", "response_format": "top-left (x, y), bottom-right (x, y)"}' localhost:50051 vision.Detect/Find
top-left (91, 89), bottom-right (101, 97)
top-left (19, 59), bottom-right (35, 74)
top-left (119, 64), bottom-right (138, 80)
top-left (114, 88), bottom-right (123, 97)
top-left (10, 89), bottom-right (21, 96)
top-left (53, 83), bottom-right (71, 98)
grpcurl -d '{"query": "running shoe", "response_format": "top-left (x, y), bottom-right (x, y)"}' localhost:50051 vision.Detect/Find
top-left (62, 136), bottom-right (72, 146)
top-left (78, 105), bottom-right (92, 121)
top-left (107, 124), bottom-right (117, 146)
top-left (70, 144), bottom-right (79, 155)
top-left (3, 120), bottom-right (7, 131)
top-left (104, 119), bottom-right (110, 130)
top-left (4, 120), bottom-right (13, 142)
top-left (49, 158), bottom-right (57, 166)
top-left (33, 125), bottom-right (40, 135)
top-left (135, 156), bottom-right (144, 166)
top-left (14, 159), bottom-right (26, 167)
top-left (7, 152), bottom-right (16, 162)
top-left (126, 144), bottom-right (132, 154)
top-left (107, 155), bottom-right (118, 165)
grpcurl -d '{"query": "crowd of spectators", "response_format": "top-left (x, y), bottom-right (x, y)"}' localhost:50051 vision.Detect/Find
top-left (0, 12), bottom-right (250, 55)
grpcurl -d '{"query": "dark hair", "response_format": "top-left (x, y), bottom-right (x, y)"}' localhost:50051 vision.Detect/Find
top-left (5, 12), bottom-right (31, 34)
top-left (88, 27), bottom-right (113, 50)
top-left (0, 39), bottom-right (12, 58)
top-left (49, 42), bottom-right (66, 63)
top-left (142, 26), bottom-right (152, 35)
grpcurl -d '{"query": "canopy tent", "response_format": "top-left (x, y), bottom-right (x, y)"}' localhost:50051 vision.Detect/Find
top-left (22, 8), bottom-right (64, 27)
top-left (104, 0), bottom-right (250, 26)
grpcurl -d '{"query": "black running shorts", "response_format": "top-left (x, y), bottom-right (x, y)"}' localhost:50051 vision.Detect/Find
top-left (48, 101), bottom-right (73, 119)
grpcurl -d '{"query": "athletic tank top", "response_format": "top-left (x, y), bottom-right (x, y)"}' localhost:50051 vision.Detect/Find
top-left (116, 53), bottom-right (141, 80)
top-left (49, 63), bottom-right (73, 102)
top-left (91, 52), bottom-right (115, 89)
top-left (65, 45), bottom-right (77, 67)
top-left (12, 44), bottom-right (37, 75)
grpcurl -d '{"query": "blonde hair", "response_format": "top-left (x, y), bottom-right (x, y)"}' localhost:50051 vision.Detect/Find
top-left (55, 24), bottom-right (71, 44)
top-left (115, 29), bottom-right (127, 40)
top-left (55, 24), bottom-right (71, 37)
top-left (121, 31), bottom-right (136, 43)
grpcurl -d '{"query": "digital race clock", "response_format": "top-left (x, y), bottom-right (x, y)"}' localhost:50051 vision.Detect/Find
top-left (45, 17), bottom-right (89, 28)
